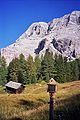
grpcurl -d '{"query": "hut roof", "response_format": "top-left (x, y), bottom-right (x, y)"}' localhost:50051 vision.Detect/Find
top-left (5, 81), bottom-right (22, 89)
top-left (48, 78), bottom-right (57, 85)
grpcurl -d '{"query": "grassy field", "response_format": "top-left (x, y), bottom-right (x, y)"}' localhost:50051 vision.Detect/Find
top-left (0, 81), bottom-right (80, 120)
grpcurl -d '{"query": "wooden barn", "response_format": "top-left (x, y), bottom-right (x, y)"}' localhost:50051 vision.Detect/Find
top-left (5, 81), bottom-right (25, 94)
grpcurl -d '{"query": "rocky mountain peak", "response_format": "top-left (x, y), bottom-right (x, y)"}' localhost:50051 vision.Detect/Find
top-left (1, 11), bottom-right (80, 64)
top-left (48, 11), bottom-right (80, 33)
top-left (69, 11), bottom-right (80, 25)
top-left (25, 22), bottom-right (48, 37)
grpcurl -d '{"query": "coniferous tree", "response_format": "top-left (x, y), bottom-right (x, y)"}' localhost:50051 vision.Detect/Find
top-left (70, 60), bottom-right (79, 81)
top-left (18, 54), bottom-right (27, 84)
top-left (8, 58), bottom-right (20, 82)
top-left (26, 55), bottom-right (37, 84)
top-left (41, 51), bottom-right (56, 82)
top-left (0, 56), bottom-right (7, 85)
top-left (54, 55), bottom-right (66, 83)
top-left (35, 55), bottom-right (41, 81)
top-left (7, 52), bottom-right (80, 85)
top-left (75, 58), bottom-right (80, 80)
top-left (64, 61), bottom-right (72, 82)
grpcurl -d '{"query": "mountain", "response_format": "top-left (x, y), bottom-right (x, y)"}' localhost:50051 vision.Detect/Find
top-left (1, 11), bottom-right (80, 64)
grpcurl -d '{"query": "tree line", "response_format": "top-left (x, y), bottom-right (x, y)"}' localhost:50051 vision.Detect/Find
top-left (0, 51), bottom-right (80, 85)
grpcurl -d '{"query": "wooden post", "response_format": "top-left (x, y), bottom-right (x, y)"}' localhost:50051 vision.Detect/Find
top-left (49, 93), bottom-right (54, 120)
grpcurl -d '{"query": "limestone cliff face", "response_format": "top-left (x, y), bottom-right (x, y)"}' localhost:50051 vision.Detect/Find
top-left (1, 11), bottom-right (80, 64)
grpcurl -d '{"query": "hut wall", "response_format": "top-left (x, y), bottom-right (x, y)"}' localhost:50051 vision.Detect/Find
top-left (16, 86), bottom-right (25, 94)
top-left (6, 86), bottom-right (16, 93)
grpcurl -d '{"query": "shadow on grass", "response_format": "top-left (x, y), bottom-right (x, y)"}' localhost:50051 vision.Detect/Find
top-left (19, 99), bottom-right (43, 110)
top-left (9, 118), bottom-right (22, 120)
top-left (0, 94), bottom-right (80, 120)
top-left (55, 94), bottom-right (80, 120)
top-left (19, 99), bottom-right (35, 110)
top-left (37, 98), bottom-right (47, 104)
top-left (0, 117), bottom-right (22, 120)
top-left (10, 94), bottom-right (80, 120)
top-left (20, 99), bottom-right (34, 106)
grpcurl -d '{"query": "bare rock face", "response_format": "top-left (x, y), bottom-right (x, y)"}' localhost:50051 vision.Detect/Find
top-left (26, 22), bottom-right (48, 37)
top-left (1, 11), bottom-right (80, 64)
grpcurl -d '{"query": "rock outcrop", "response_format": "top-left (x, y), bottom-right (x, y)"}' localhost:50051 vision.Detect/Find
top-left (1, 11), bottom-right (80, 64)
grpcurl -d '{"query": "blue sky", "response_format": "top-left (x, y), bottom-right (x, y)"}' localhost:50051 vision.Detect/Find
top-left (0, 0), bottom-right (80, 48)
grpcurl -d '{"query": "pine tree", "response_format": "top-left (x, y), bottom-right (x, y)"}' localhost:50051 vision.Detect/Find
top-left (70, 60), bottom-right (79, 81)
top-left (8, 58), bottom-right (20, 82)
top-left (35, 55), bottom-right (41, 81)
top-left (54, 55), bottom-right (66, 83)
top-left (64, 61), bottom-right (72, 82)
top-left (18, 54), bottom-right (27, 84)
top-left (75, 58), bottom-right (80, 80)
top-left (0, 56), bottom-right (7, 85)
top-left (41, 51), bottom-right (56, 82)
top-left (26, 55), bottom-right (37, 84)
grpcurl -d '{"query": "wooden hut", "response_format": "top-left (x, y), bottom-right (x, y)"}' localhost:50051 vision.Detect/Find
top-left (5, 81), bottom-right (25, 94)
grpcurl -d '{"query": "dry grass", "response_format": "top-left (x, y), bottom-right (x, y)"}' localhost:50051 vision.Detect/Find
top-left (0, 81), bottom-right (80, 120)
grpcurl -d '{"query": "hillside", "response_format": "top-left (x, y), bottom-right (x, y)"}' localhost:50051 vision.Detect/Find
top-left (0, 81), bottom-right (80, 120)
top-left (1, 11), bottom-right (80, 64)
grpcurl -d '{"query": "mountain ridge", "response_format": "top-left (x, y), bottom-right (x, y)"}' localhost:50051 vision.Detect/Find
top-left (1, 10), bottom-right (80, 64)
